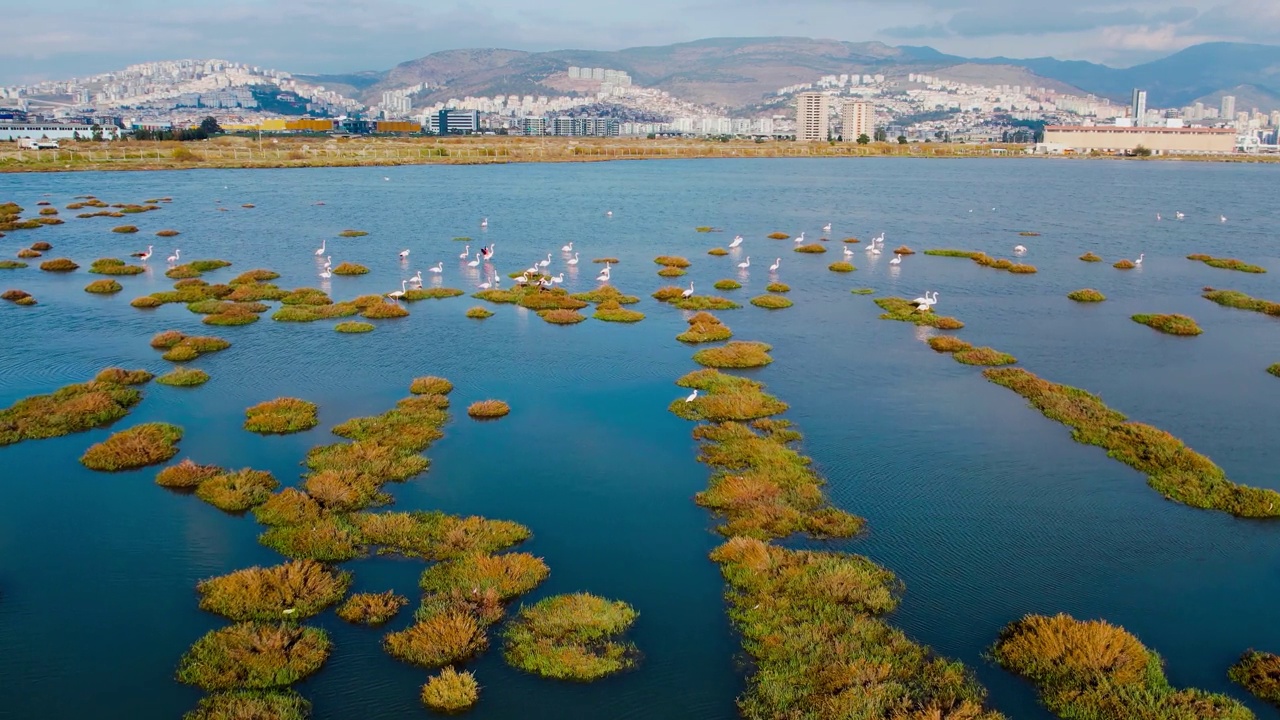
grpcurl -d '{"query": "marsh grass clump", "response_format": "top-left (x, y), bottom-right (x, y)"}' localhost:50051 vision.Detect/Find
top-left (176, 623), bottom-right (331, 691)
top-left (693, 341), bottom-right (773, 369)
top-left (473, 288), bottom-right (519, 304)
top-left (197, 559), bottom-right (350, 622)
top-left (468, 400), bottom-right (510, 419)
top-left (16, 249), bottom-right (41, 259)
top-left (38, 208), bottom-right (58, 216)
top-left (713, 279), bottom-right (741, 290)
top-left (538, 308), bottom-right (586, 324)
top-left (203, 307), bottom-right (261, 326)
top-left (410, 376), bottom-right (454, 396)
top-left (112, 225), bottom-right (139, 234)
top-left (335, 320), bottom-right (374, 333)
top-left (992, 259), bottom-right (1014, 270)
top-left (331, 262), bottom-right (369, 276)
top-left (39, 258), bottom-right (79, 272)
top-left (156, 229), bottom-right (180, 238)
top-left (928, 336), bottom-right (972, 353)
top-left (766, 282), bottom-right (790, 293)
top-left (954, 347), bottom-right (1017, 366)
top-left (195, 468), bottom-right (278, 511)
top-left (750, 294), bottom-right (793, 309)
top-left (182, 691), bottom-right (310, 720)
top-left (336, 591), bottom-right (408, 626)
top-left (259, 516), bottom-right (365, 562)
top-left (593, 300), bottom-right (645, 323)
top-left (420, 552), bottom-right (549, 601)
top-left (678, 312), bottom-right (732, 344)
top-left (2, 289), bottom-right (31, 302)
top-left (14, 296), bottom-right (36, 306)
top-left (794, 244), bottom-right (826, 253)
top-left (1080, 252), bottom-right (1103, 262)
top-left (850, 287), bottom-right (874, 295)
top-left (992, 613), bottom-right (1248, 719)
top-left (362, 301), bottom-right (409, 319)
top-left (695, 226), bottom-right (716, 233)
top-left (893, 245), bottom-right (916, 255)
top-left (518, 289), bottom-right (588, 312)
top-left (1202, 289), bottom-right (1280, 316)
top-left (404, 287), bottom-right (464, 301)
top-left (84, 279), bottom-right (122, 294)
top-left (230, 269), bottom-right (281, 285)
top-left (421, 667), bottom-right (480, 712)
top-left (1068, 289), bottom-right (1106, 303)
top-left (1270, 364), bottom-right (1280, 378)
top-left (30, 241), bottom-right (52, 251)
top-left (571, 286), bottom-right (638, 304)
top-left (670, 369), bottom-right (788, 423)
top-left (875, 297), bottom-right (965, 330)
top-left (1132, 313), bottom-right (1202, 336)
top-left (1187, 254), bottom-right (1266, 274)
top-left (671, 295), bottom-right (741, 311)
top-left (338, 229), bottom-right (367, 237)
top-left (657, 266), bottom-right (686, 277)
top-left (592, 257), bottom-right (619, 264)
top-left (159, 335), bottom-right (231, 362)
top-left (1114, 259), bottom-right (1137, 269)
top-left (165, 265), bottom-right (202, 280)
top-left (90, 258), bottom-right (145, 275)
top-left (1019, 231), bottom-right (1041, 237)
top-left (503, 593), bottom-right (640, 681)
top-left (985, 367), bottom-right (1280, 517)
top-left (767, 232), bottom-right (790, 240)
top-left (226, 283), bottom-right (287, 303)
top-left (708, 247), bottom-right (728, 256)
top-left (1008, 263), bottom-right (1037, 274)
top-left (652, 286), bottom-right (684, 302)
top-left (93, 368), bottom-right (153, 386)
top-left (384, 609), bottom-right (489, 668)
top-left (273, 304), bottom-right (359, 322)
top-left (466, 306), bottom-right (493, 319)
top-left (80, 422), bottom-right (183, 471)
top-left (0, 379), bottom-right (142, 446)
top-left (0, 260), bottom-right (27, 269)
top-left (253, 489), bottom-right (323, 528)
top-left (1230, 650), bottom-right (1280, 705)
top-left (353, 510), bottom-right (529, 560)
top-left (654, 255), bottom-right (691, 268)
top-left (244, 398), bottom-right (319, 435)
top-left (156, 459), bottom-right (223, 488)
top-left (827, 261), bottom-right (855, 272)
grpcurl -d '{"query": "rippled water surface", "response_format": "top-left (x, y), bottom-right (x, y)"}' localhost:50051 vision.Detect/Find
top-left (2, 158), bottom-right (1280, 720)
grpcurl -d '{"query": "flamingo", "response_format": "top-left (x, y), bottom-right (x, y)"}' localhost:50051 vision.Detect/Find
top-left (133, 245), bottom-right (154, 261)
top-left (729, 235), bottom-right (744, 248)
top-left (478, 277), bottom-right (492, 290)
top-left (314, 239), bottom-right (325, 256)
top-left (681, 282), bottom-right (695, 299)
top-left (399, 248), bottom-right (410, 260)
top-left (561, 241), bottom-right (573, 252)
top-left (387, 280), bottom-right (407, 300)
top-left (1175, 211), bottom-right (1185, 220)
top-left (865, 240), bottom-right (876, 252)
top-left (794, 232), bottom-right (806, 244)
top-left (912, 291), bottom-right (938, 310)
top-left (538, 253), bottom-right (552, 269)
top-left (606, 210), bottom-right (613, 217)
top-left (166, 248), bottom-right (180, 264)
top-left (482, 244), bottom-right (495, 261)
top-left (481, 217), bottom-right (488, 228)
top-left (1220, 215), bottom-right (1228, 223)
top-left (383, 176), bottom-right (390, 181)
top-left (1014, 245), bottom-right (1027, 254)
top-left (843, 245), bottom-right (853, 257)
top-left (1156, 213), bottom-right (1162, 221)
top-left (737, 256), bottom-right (751, 269)
top-left (410, 271), bottom-right (423, 286)
top-left (551, 273), bottom-right (565, 284)
top-left (1134, 253), bottom-right (1144, 266)
top-left (323, 255), bottom-right (332, 268)
top-left (684, 389), bottom-right (698, 403)
top-left (890, 253), bottom-right (903, 266)
top-left (514, 274), bottom-right (528, 285)
top-left (527, 262), bottom-right (540, 275)
top-left (467, 254), bottom-right (481, 268)
top-left (769, 258), bottom-right (781, 272)
top-left (319, 268), bottom-right (331, 279)
top-left (823, 223), bottom-right (832, 234)
top-left (567, 252), bottom-right (580, 266)
top-left (596, 268), bottom-right (611, 283)
top-left (428, 262), bottom-right (444, 274)
top-left (459, 245), bottom-right (469, 259)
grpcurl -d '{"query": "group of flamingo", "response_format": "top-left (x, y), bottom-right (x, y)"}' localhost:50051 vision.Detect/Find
top-left (129, 245), bottom-right (179, 264)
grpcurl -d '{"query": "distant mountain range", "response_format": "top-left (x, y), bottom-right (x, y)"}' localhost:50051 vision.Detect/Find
top-left (292, 38), bottom-right (1280, 114)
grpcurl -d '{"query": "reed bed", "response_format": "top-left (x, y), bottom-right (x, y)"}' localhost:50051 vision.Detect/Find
top-left (750, 294), bottom-right (792, 309)
top-left (195, 469), bottom-right (280, 512)
top-left (671, 295), bottom-right (741, 311)
top-left (80, 422), bottom-right (183, 471)
top-left (571, 286), bottom-right (639, 304)
top-left (593, 300), bottom-right (645, 323)
top-left (875, 297), bottom-right (965, 329)
top-left (538, 308), bottom-right (586, 324)
top-left (158, 335), bottom-right (231, 362)
top-left (183, 691), bottom-right (310, 720)
top-left (668, 369), bottom-right (788, 423)
top-left (708, 248), bottom-right (728, 256)
top-left (1008, 263), bottom-right (1038, 274)
top-left (253, 489), bottom-right (323, 527)
top-left (176, 623), bottom-right (331, 691)
top-left (353, 510), bottom-right (530, 561)
top-left (421, 668), bottom-right (480, 712)
top-left (1132, 313), bottom-right (1203, 336)
top-left (156, 459), bottom-right (224, 489)
top-left (1068, 288), bottom-right (1106, 302)
top-left (197, 559), bottom-right (350, 622)
top-left (331, 262), bottom-right (369, 275)
top-left (244, 398), bottom-right (319, 435)
top-left (258, 516), bottom-right (365, 562)
top-left (693, 341), bottom-right (773, 369)
top-left (468, 400), bottom-right (510, 418)
top-left (404, 287), bottom-right (464, 301)
top-left (984, 367), bottom-right (1280, 517)
top-left (1114, 259), bottom-right (1136, 269)
top-left (384, 609), bottom-right (489, 668)
top-left (654, 255), bottom-right (691, 268)
top-left (827, 261), bottom-right (854, 272)
top-left (336, 591), bottom-right (408, 626)
top-left (39, 258), bottom-right (78, 272)
top-left (1202, 289), bottom-right (1280, 316)
top-left (83, 279), bottom-right (122, 294)
top-left (794, 244), bottom-right (826, 253)
top-left (0, 378), bottom-right (143, 445)
top-left (1229, 650), bottom-right (1280, 705)
top-left (89, 258), bottom-right (145, 275)
top-left (651, 286), bottom-right (684, 302)
top-left (226, 282), bottom-right (287, 302)
top-left (466, 306), bottom-right (493, 319)
top-left (503, 593), bottom-right (640, 681)
top-left (335, 320), bottom-right (374, 333)
top-left (517, 288), bottom-right (588, 311)
top-left (657, 266), bottom-right (685, 277)
top-left (713, 279), bottom-right (741, 290)
top-left (420, 552), bottom-right (550, 601)
top-left (1187, 254), bottom-right (1267, 273)
top-left (992, 613), bottom-right (1248, 719)
top-left (953, 346), bottom-right (1017, 366)
top-left (678, 312), bottom-right (732, 344)
top-left (273, 304), bottom-right (359, 322)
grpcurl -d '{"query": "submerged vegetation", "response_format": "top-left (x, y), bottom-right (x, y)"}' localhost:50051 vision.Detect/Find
top-left (503, 593), bottom-right (640, 681)
top-left (1229, 650), bottom-right (1280, 706)
top-left (875, 297), bottom-right (965, 329)
top-left (80, 422), bottom-right (183, 471)
top-left (1132, 313), bottom-right (1203, 336)
top-left (992, 613), bottom-right (1249, 720)
top-left (1068, 288), bottom-right (1106, 302)
top-left (244, 398), bottom-right (319, 435)
top-left (693, 341), bottom-right (773, 368)
top-left (984, 367), bottom-right (1280, 517)
top-left (1187, 254), bottom-right (1267, 273)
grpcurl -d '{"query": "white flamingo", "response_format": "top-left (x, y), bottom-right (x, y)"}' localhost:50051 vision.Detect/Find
top-left (480, 217), bottom-right (488, 228)
top-left (410, 271), bottom-right (423, 286)
top-left (314, 239), bottom-right (325, 256)
top-left (133, 245), bottom-right (154, 261)
top-left (823, 223), bottom-right (832, 234)
top-left (319, 268), bottom-right (331, 279)
top-left (527, 262), bottom-right (540, 275)
top-left (478, 277), bottom-right (492, 290)
top-left (387, 280), bottom-right (407, 300)
top-left (737, 256), bottom-right (750, 269)
top-left (567, 252), bottom-right (579, 266)
top-left (467, 254), bottom-right (481, 268)
top-left (729, 235), bottom-right (744, 248)
top-left (482, 244), bottom-right (495, 261)
top-left (1156, 213), bottom-right (1162, 221)
top-left (1220, 215), bottom-right (1227, 223)
top-left (167, 248), bottom-right (180, 264)
top-left (538, 253), bottom-right (552, 269)
top-left (323, 255), bottom-right (332, 269)
top-left (682, 282), bottom-right (695, 299)
top-left (1014, 245), bottom-right (1027, 254)
top-left (399, 248), bottom-right (410, 260)
top-left (843, 245), bottom-right (853, 257)
top-left (596, 267), bottom-right (611, 283)
top-left (606, 210), bottom-right (613, 217)
top-left (1175, 211), bottom-right (1185, 220)
top-left (912, 291), bottom-right (938, 310)
top-left (514, 274), bottom-right (528, 285)
top-left (794, 232), bottom-right (805, 244)
top-left (428, 262), bottom-right (443, 274)
top-left (1134, 253), bottom-right (1144, 266)
top-left (684, 389), bottom-right (698, 403)
top-left (459, 245), bottom-right (469, 259)
top-left (769, 258), bottom-right (781, 272)
top-left (561, 241), bottom-right (573, 252)
top-left (551, 273), bottom-right (565, 284)
top-left (890, 253), bottom-right (902, 265)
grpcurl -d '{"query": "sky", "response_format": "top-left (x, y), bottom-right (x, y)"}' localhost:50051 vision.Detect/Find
top-left (2, 0), bottom-right (1278, 85)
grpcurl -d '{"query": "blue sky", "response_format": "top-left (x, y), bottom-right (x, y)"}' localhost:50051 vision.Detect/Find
top-left (2, 0), bottom-right (1277, 84)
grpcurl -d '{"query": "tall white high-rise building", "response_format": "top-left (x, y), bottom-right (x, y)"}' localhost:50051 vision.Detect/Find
top-left (1221, 95), bottom-right (1236, 121)
top-left (842, 100), bottom-right (874, 141)
top-left (1130, 89), bottom-right (1147, 126)
top-left (796, 92), bottom-right (829, 141)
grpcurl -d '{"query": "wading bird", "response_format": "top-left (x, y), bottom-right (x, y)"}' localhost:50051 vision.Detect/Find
top-left (890, 253), bottom-right (902, 265)
top-left (561, 241), bottom-right (573, 252)
top-left (387, 280), bottom-right (407, 300)
top-left (1014, 245), bottom-right (1027, 254)
top-left (167, 249), bottom-right (180, 264)
top-left (769, 258), bottom-right (781, 272)
top-left (737, 256), bottom-right (750, 269)
top-left (399, 248), bottom-right (410, 260)
top-left (314, 239), bottom-right (326, 256)
top-left (133, 245), bottom-right (153, 261)
top-left (567, 252), bottom-right (579, 266)
top-left (684, 389), bottom-right (698, 403)
top-left (459, 245), bottom-right (469, 259)
top-left (729, 235), bottom-right (743, 248)
top-left (428, 262), bottom-right (444, 274)
top-left (682, 282), bottom-right (695, 299)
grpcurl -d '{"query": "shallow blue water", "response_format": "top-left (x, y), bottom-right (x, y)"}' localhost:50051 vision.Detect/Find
top-left (2, 158), bottom-right (1280, 719)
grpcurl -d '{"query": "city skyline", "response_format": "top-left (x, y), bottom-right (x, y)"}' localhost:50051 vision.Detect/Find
top-left (2, 0), bottom-right (1278, 85)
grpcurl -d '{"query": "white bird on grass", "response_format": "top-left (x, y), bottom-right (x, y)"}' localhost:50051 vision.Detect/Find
top-left (314, 239), bottom-right (326, 256)
top-left (684, 389), bottom-right (698, 403)
top-left (737, 256), bottom-right (750, 269)
top-left (682, 282), bottom-right (695, 299)
top-left (387, 280), bottom-right (407, 300)
top-left (428, 262), bottom-right (443, 274)
top-left (551, 273), bottom-right (565, 284)
top-left (167, 248), bottom-right (180, 264)
top-left (912, 291), bottom-right (938, 310)
top-left (729, 235), bottom-right (744, 248)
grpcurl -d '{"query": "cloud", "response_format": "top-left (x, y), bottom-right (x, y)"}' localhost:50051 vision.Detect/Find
top-left (882, 22), bottom-right (952, 40)
top-left (944, 6), bottom-right (1198, 38)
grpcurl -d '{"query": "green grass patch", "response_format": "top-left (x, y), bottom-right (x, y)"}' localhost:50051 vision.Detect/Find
top-left (693, 341), bottom-right (773, 369)
top-left (766, 282), bottom-right (790, 293)
top-left (176, 623), bottom-right (331, 691)
top-left (404, 287), bottom-right (464, 301)
top-left (1080, 252), bottom-right (1102, 262)
top-left (1068, 288), bottom-right (1106, 302)
top-left (1132, 313), bottom-right (1202, 336)
top-left (1187, 254), bottom-right (1266, 273)
top-left (928, 336), bottom-right (972, 353)
top-left (1114, 259), bottom-right (1136, 269)
top-left (671, 295), bottom-right (741, 311)
top-left (1203, 289), bottom-right (1280, 316)
top-left (203, 307), bottom-right (261, 326)
top-left (954, 347), bottom-right (1017, 366)
top-left (84, 279), bottom-right (122, 294)
top-left (794, 244), bottom-right (826, 253)
top-left (503, 593), bottom-right (640, 681)
top-left (337, 591), bottom-right (408, 626)
top-left (39, 258), bottom-right (79, 272)
top-left (875, 297), bottom-right (965, 329)
top-left (421, 667), bottom-right (480, 712)
top-left (335, 320), bottom-right (374, 333)
top-left (155, 367), bottom-right (210, 388)
top-left (571, 286), bottom-right (638, 304)
top-left (657, 266), bottom-right (686, 277)
top-left (538, 308), bottom-right (586, 324)
top-left (420, 552), bottom-right (549, 600)
top-left (850, 287), bottom-right (874, 295)
top-left (111, 225), bottom-right (138, 234)
top-left (0, 379), bottom-right (142, 446)
top-left (80, 422), bottom-right (182, 471)
top-left (1269, 364), bottom-right (1280, 378)
top-left (678, 312), bottom-right (732, 344)
top-left (331, 262), bottom-right (369, 275)
top-left (767, 232), bottom-right (790, 240)
top-left (89, 258), bottom-right (145, 275)
top-left (273, 304), bottom-right (359, 322)
top-left (0, 260), bottom-right (27, 269)
top-left (708, 247), bottom-right (728, 256)
top-left (713, 279), bottom-right (741, 290)
top-left (466, 306), bottom-right (493, 319)
top-left (195, 468), bottom-right (278, 512)
top-left (259, 516), bottom-right (365, 562)
top-left (338, 229), bottom-right (367, 237)
top-left (197, 559), bottom-right (350, 622)
top-left (654, 255), bottom-right (691, 268)
top-left (750, 294), bottom-right (793, 309)
top-left (1230, 650), bottom-right (1280, 706)
top-left (669, 369), bottom-right (788, 423)
top-left (468, 400), bottom-right (510, 418)
top-left (827, 261), bottom-right (854, 272)
top-left (593, 300), bottom-right (645, 323)
top-left (985, 367), bottom-right (1280, 517)
top-left (245, 398), bottom-right (318, 435)
top-left (182, 691), bottom-right (310, 720)
top-left (354, 510), bottom-right (529, 561)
